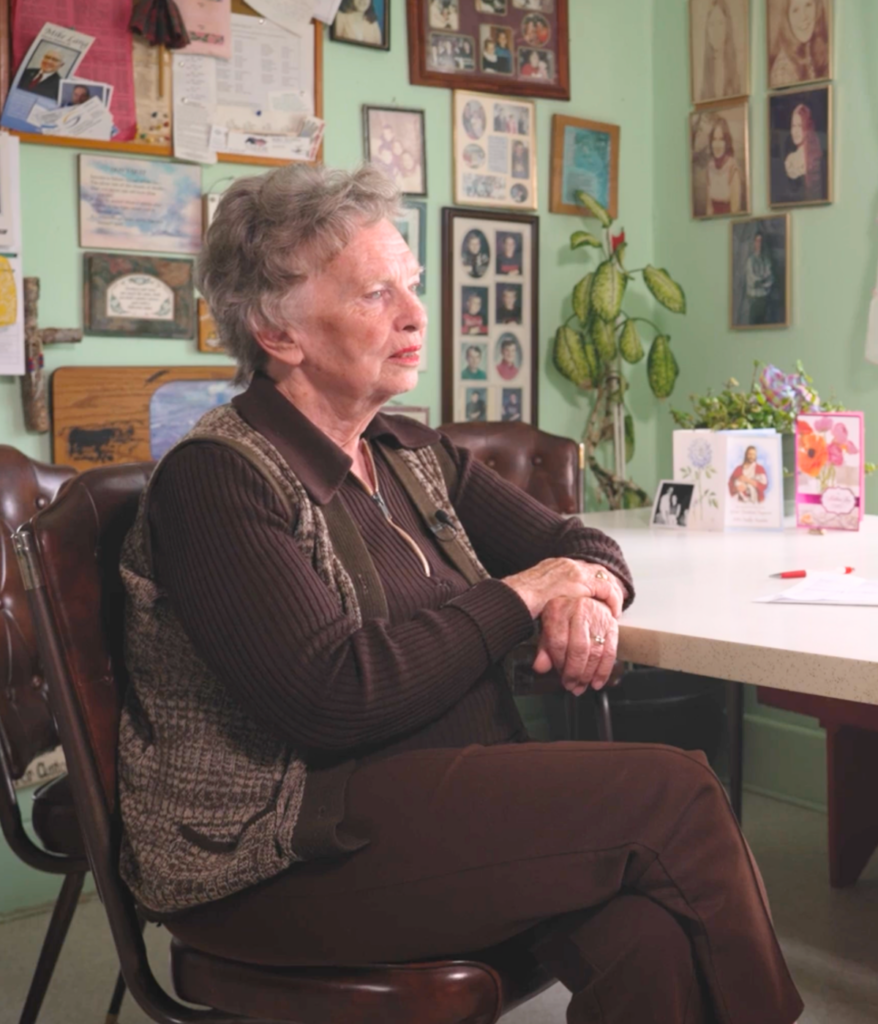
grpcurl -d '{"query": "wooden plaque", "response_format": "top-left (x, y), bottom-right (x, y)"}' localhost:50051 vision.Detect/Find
top-left (52, 365), bottom-right (239, 471)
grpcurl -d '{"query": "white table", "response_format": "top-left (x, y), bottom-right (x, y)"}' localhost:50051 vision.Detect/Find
top-left (577, 509), bottom-right (878, 707)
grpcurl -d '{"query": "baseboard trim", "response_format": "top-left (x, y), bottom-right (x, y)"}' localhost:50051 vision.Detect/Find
top-left (743, 783), bottom-right (827, 816)
top-left (0, 889), bottom-right (98, 927)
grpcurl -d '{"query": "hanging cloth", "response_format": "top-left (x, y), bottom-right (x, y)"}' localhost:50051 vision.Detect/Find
top-left (129, 0), bottom-right (191, 49)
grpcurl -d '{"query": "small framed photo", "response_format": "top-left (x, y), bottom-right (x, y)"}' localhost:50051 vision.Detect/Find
top-left (453, 90), bottom-right (536, 210)
top-left (380, 403), bottom-right (431, 425)
top-left (689, 0), bottom-right (750, 106)
top-left (689, 100), bottom-right (750, 219)
top-left (330, 0), bottom-right (390, 51)
top-left (393, 200), bottom-right (427, 296)
top-left (651, 481), bottom-right (695, 529)
top-left (442, 207), bottom-right (539, 425)
top-left (767, 0), bottom-right (831, 90)
top-left (407, 0), bottom-right (570, 100)
top-left (197, 298), bottom-right (226, 352)
top-left (768, 84), bottom-right (831, 208)
top-left (363, 105), bottom-right (427, 196)
top-left (730, 215), bottom-right (790, 330)
top-left (550, 114), bottom-right (620, 218)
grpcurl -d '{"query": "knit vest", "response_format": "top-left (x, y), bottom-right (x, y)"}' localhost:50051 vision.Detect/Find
top-left (117, 404), bottom-right (489, 914)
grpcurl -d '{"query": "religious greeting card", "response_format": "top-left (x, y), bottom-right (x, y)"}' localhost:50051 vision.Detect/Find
top-left (795, 412), bottom-right (864, 531)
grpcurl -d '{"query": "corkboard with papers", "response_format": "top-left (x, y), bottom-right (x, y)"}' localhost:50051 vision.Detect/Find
top-left (0, 0), bottom-right (323, 167)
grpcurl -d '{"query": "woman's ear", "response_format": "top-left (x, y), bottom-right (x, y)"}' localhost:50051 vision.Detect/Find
top-left (253, 324), bottom-right (305, 369)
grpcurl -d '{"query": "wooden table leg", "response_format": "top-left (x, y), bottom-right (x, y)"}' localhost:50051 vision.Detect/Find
top-left (827, 723), bottom-right (878, 887)
top-left (726, 680), bottom-right (744, 823)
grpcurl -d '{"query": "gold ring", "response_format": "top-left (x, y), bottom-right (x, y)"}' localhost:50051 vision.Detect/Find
top-left (595, 570), bottom-right (609, 581)
top-left (592, 634), bottom-right (606, 645)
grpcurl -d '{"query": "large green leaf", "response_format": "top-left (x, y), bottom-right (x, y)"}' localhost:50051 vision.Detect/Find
top-left (570, 230), bottom-right (602, 250)
top-left (553, 325), bottom-right (589, 385)
top-left (574, 189), bottom-right (611, 228)
top-left (624, 413), bottom-right (635, 463)
top-left (582, 338), bottom-right (601, 385)
top-left (619, 319), bottom-right (644, 364)
top-left (647, 335), bottom-right (680, 399)
top-left (614, 242), bottom-right (628, 271)
top-left (591, 316), bottom-right (617, 362)
top-left (591, 260), bottom-right (626, 322)
top-left (572, 273), bottom-right (593, 322)
top-left (643, 265), bottom-right (687, 314)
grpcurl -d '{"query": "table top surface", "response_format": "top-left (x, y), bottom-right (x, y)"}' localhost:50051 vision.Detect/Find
top-left (577, 509), bottom-right (878, 705)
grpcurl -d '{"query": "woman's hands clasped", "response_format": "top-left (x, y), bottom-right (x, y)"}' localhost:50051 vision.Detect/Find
top-left (502, 558), bottom-right (625, 695)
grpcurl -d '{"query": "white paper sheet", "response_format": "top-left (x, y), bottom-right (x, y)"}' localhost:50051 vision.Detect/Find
top-left (247, 0), bottom-right (318, 33)
top-left (0, 134), bottom-right (22, 254)
top-left (172, 53), bottom-right (217, 164)
top-left (0, 257), bottom-right (24, 376)
top-left (755, 573), bottom-right (878, 606)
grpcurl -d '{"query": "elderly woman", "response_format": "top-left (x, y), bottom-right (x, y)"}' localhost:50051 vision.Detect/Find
top-left (117, 165), bottom-right (802, 1024)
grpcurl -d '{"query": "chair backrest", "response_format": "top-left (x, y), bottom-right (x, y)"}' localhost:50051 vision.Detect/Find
top-left (439, 421), bottom-right (583, 515)
top-left (0, 446), bottom-right (75, 780)
top-left (15, 463), bottom-right (222, 1024)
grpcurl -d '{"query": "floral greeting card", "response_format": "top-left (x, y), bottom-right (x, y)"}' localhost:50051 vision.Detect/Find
top-left (795, 412), bottom-right (864, 531)
top-left (673, 430), bottom-right (724, 530)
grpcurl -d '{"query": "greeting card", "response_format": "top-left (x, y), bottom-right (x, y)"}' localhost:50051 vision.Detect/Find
top-left (795, 412), bottom-right (864, 531)
top-left (673, 429), bottom-right (784, 531)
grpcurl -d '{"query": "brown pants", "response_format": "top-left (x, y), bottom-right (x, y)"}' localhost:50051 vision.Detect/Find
top-left (165, 742), bottom-right (804, 1024)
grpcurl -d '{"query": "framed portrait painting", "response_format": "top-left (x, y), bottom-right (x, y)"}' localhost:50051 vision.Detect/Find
top-left (550, 115), bottom-right (620, 218)
top-left (689, 100), bottom-right (751, 219)
top-left (453, 91), bottom-right (536, 210)
top-left (730, 215), bottom-right (791, 330)
top-left (442, 207), bottom-right (538, 425)
top-left (768, 85), bottom-right (831, 208)
top-left (406, 0), bottom-right (570, 101)
top-left (363, 105), bottom-right (427, 196)
top-left (331, 0), bottom-right (390, 50)
top-left (767, 0), bottom-right (831, 90)
top-left (689, 0), bottom-right (750, 106)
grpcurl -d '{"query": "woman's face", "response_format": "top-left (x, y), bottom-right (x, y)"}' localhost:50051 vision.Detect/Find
top-left (497, 30), bottom-right (508, 47)
top-left (706, 5), bottom-right (727, 51)
top-left (790, 110), bottom-right (804, 146)
top-left (353, 0), bottom-right (370, 11)
top-left (788, 0), bottom-right (817, 44)
top-left (282, 219), bottom-right (425, 405)
top-left (711, 124), bottom-right (726, 159)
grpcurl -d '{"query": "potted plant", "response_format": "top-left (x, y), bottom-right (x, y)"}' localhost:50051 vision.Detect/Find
top-left (552, 190), bottom-right (687, 510)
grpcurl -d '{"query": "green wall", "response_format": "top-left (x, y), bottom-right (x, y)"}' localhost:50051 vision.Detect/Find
top-left (651, 0), bottom-right (878, 807)
top-left (0, 0), bottom-right (660, 917)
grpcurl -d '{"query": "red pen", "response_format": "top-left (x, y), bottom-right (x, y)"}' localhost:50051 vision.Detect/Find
top-left (770, 567), bottom-right (855, 579)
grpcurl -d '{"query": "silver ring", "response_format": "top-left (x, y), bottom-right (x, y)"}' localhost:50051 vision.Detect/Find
top-left (592, 634), bottom-right (606, 645)
top-left (594, 570), bottom-right (609, 581)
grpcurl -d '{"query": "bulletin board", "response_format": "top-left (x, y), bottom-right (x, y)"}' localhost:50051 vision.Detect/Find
top-left (0, 0), bottom-right (323, 168)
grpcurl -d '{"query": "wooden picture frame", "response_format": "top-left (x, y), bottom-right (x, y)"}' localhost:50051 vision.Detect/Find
top-left (768, 84), bottom-right (832, 208)
top-left (393, 200), bottom-right (427, 297)
top-left (453, 90), bottom-right (536, 210)
top-left (331, 0), bottom-right (390, 51)
top-left (441, 207), bottom-right (538, 426)
top-left (689, 99), bottom-right (751, 220)
top-left (380, 402), bottom-right (431, 425)
top-left (689, 0), bottom-right (750, 107)
top-left (406, 0), bottom-right (570, 101)
top-left (729, 214), bottom-right (791, 330)
top-left (197, 297), bottom-right (227, 352)
top-left (767, 0), bottom-right (831, 90)
top-left (363, 105), bottom-right (428, 197)
top-left (550, 114), bottom-right (620, 218)
top-left (83, 253), bottom-right (196, 339)
top-left (0, 0), bottom-right (323, 169)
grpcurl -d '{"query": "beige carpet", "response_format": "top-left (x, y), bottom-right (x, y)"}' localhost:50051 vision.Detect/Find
top-left (1, 793), bottom-right (877, 1023)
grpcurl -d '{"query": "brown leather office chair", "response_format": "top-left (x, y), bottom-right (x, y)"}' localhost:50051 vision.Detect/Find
top-left (0, 446), bottom-right (134, 1024)
top-left (16, 462), bottom-right (554, 1024)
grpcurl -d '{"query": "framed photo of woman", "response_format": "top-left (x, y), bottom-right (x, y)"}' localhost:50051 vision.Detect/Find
top-left (363, 106), bottom-right (428, 196)
top-left (331, 0), bottom-right (390, 51)
top-left (768, 84), bottom-right (831, 207)
top-left (730, 215), bottom-right (791, 330)
top-left (767, 0), bottom-right (831, 90)
top-left (689, 100), bottom-right (751, 220)
top-left (442, 207), bottom-right (539, 425)
top-left (689, 0), bottom-right (750, 106)
top-left (453, 90), bottom-right (537, 210)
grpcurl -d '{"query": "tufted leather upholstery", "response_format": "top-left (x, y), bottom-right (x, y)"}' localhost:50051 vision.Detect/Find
top-left (24, 461), bottom-right (555, 1024)
top-left (440, 421), bottom-right (583, 515)
top-left (0, 446), bottom-right (75, 779)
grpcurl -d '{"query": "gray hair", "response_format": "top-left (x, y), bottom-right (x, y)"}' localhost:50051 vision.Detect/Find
top-left (197, 164), bottom-right (403, 383)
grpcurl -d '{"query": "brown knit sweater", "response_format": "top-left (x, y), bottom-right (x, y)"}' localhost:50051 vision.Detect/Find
top-left (147, 375), bottom-right (634, 769)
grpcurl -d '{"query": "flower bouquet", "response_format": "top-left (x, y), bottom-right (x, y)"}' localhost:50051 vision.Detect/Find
top-left (795, 413), bottom-right (864, 531)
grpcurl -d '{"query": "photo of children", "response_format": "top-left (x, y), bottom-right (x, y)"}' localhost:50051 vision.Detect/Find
top-left (496, 232), bottom-right (522, 274)
top-left (461, 229), bottom-right (491, 278)
top-left (495, 333), bottom-right (522, 379)
top-left (502, 388), bottom-right (523, 421)
top-left (493, 102), bottom-right (530, 134)
top-left (479, 25), bottom-right (514, 74)
top-left (461, 342), bottom-right (488, 379)
top-left (465, 386), bottom-right (488, 421)
top-left (496, 283), bottom-right (522, 324)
